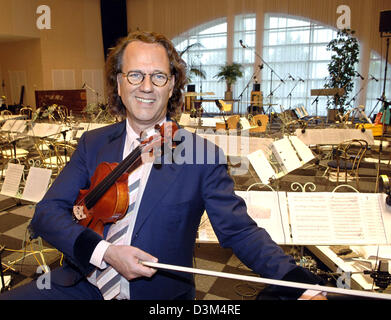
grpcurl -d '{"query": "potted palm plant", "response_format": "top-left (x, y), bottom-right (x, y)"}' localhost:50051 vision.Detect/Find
top-left (214, 62), bottom-right (244, 100)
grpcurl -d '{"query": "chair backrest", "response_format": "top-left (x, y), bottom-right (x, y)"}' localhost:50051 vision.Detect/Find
top-left (250, 114), bottom-right (269, 133)
top-left (226, 115), bottom-right (240, 130)
top-left (20, 107), bottom-right (33, 119)
top-left (1, 110), bottom-right (12, 116)
top-left (338, 139), bottom-right (368, 171)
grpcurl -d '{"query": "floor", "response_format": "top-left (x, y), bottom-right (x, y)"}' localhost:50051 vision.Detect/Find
top-left (0, 198), bottom-right (268, 300)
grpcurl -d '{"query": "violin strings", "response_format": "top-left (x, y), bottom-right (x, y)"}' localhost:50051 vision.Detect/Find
top-left (84, 145), bottom-right (143, 209)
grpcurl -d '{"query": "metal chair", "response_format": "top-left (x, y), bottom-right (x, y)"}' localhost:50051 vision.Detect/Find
top-left (32, 138), bottom-right (75, 179)
top-left (19, 107), bottom-right (33, 120)
top-left (325, 139), bottom-right (368, 189)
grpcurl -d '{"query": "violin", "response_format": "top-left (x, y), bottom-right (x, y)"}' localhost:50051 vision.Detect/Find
top-left (73, 122), bottom-right (178, 236)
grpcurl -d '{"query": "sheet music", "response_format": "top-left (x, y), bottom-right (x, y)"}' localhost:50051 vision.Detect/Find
top-left (10, 120), bottom-right (27, 133)
top-left (247, 149), bottom-right (277, 184)
top-left (1, 163), bottom-right (24, 197)
top-left (1, 119), bottom-right (16, 131)
top-left (22, 167), bottom-right (52, 202)
top-left (295, 128), bottom-right (374, 145)
top-left (287, 192), bottom-right (388, 245)
top-left (27, 123), bottom-right (61, 137)
top-left (88, 123), bottom-right (110, 130)
top-left (236, 191), bottom-right (290, 244)
top-left (271, 138), bottom-right (303, 173)
top-left (75, 122), bottom-right (90, 138)
top-left (288, 136), bottom-right (315, 163)
top-left (199, 133), bottom-right (273, 157)
top-left (239, 117), bottom-right (253, 131)
top-left (200, 117), bottom-right (224, 127)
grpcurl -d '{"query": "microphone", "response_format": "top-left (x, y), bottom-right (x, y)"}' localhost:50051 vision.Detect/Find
top-left (82, 82), bottom-right (86, 89)
top-left (239, 40), bottom-right (246, 49)
top-left (259, 64), bottom-right (264, 70)
top-left (370, 74), bottom-right (379, 82)
top-left (298, 77), bottom-right (305, 83)
top-left (355, 71), bottom-right (364, 80)
top-left (288, 74), bottom-right (295, 81)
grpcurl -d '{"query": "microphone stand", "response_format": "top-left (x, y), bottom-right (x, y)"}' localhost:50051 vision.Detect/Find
top-left (238, 73), bottom-right (256, 115)
top-left (311, 95), bottom-right (320, 117)
top-left (287, 78), bottom-right (300, 109)
top-left (240, 40), bottom-right (285, 120)
top-left (375, 35), bottom-right (390, 193)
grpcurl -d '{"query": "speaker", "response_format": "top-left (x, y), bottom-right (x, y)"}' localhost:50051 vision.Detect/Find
top-left (379, 10), bottom-right (391, 33)
top-left (253, 83), bottom-right (261, 92)
top-left (100, 0), bottom-right (128, 59)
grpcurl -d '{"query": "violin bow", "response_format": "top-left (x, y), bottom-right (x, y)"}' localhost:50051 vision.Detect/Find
top-left (140, 261), bottom-right (391, 300)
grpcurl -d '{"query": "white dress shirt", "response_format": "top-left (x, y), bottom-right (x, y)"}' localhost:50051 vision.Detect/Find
top-left (87, 118), bottom-right (157, 299)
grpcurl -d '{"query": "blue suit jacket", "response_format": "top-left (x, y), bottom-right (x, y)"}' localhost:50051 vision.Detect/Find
top-left (30, 120), bottom-right (312, 299)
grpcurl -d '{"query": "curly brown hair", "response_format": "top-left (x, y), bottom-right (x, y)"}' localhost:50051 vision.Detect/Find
top-left (105, 30), bottom-right (187, 118)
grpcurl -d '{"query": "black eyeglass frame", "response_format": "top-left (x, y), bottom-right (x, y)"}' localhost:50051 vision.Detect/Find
top-left (119, 71), bottom-right (171, 87)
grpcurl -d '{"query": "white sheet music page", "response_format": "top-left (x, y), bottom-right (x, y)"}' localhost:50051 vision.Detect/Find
top-left (1, 119), bottom-right (16, 131)
top-left (247, 149), bottom-right (276, 184)
top-left (22, 167), bottom-right (52, 202)
top-left (1, 163), bottom-right (24, 197)
top-left (11, 120), bottom-right (27, 133)
top-left (287, 192), bottom-right (332, 244)
top-left (271, 137), bottom-right (302, 173)
top-left (287, 192), bottom-right (388, 245)
top-left (236, 191), bottom-right (290, 244)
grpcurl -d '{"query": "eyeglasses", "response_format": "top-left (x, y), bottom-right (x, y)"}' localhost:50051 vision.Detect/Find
top-left (120, 71), bottom-right (171, 87)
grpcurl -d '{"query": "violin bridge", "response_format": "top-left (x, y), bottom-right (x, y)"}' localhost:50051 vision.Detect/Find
top-left (73, 205), bottom-right (86, 220)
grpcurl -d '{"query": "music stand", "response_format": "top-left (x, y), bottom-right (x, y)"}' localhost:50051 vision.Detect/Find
top-left (310, 88), bottom-right (345, 122)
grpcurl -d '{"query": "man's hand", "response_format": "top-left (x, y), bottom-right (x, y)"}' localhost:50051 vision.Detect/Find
top-left (103, 244), bottom-right (158, 280)
top-left (299, 292), bottom-right (327, 300)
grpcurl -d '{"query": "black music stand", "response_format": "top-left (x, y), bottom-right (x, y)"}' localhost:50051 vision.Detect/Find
top-left (310, 88), bottom-right (345, 122)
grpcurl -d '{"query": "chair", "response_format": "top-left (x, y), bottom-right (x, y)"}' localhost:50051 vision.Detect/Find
top-left (55, 105), bottom-right (69, 123)
top-left (276, 109), bottom-right (299, 133)
top-left (249, 114), bottom-right (269, 133)
top-left (226, 115), bottom-right (240, 130)
top-left (32, 139), bottom-right (75, 178)
top-left (19, 107), bottom-right (33, 120)
top-left (215, 115), bottom-right (240, 131)
top-left (294, 105), bottom-right (324, 129)
top-left (325, 139), bottom-right (368, 189)
top-left (0, 133), bottom-right (29, 179)
top-left (1, 110), bottom-right (12, 117)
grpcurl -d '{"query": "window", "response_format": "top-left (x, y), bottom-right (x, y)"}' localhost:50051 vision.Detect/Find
top-left (365, 50), bottom-right (391, 118)
top-left (262, 15), bottom-right (339, 116)
top-left (172, 19), bottom-right (227, 113)
top-left (233, 14), bottom-right (257, 107)
top-left (173, 14), bottom-right (363, 117)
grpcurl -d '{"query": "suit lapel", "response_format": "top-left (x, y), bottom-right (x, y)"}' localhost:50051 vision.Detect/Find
top-left (131, 160), bottom-right (184, 241)
top-left (96, 121), bottom-right (127, 164)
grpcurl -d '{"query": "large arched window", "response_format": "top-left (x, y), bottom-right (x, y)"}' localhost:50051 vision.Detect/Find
top-left (261, 15), bottom-right (340, 116)
top-left (173, 14), bottom-right (363, 116)
top-left (172, 19), bottom-right (227, 113)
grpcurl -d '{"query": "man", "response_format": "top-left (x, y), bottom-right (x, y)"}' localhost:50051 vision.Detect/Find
top-left (0, 31), bottom-right (325, 300)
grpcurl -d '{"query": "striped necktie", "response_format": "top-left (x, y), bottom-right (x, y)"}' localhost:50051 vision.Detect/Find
top-left (96, 160), bottom-right (142, 300)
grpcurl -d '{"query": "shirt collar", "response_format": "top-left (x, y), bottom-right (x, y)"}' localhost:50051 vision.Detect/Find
top-left (124, 117), bottom-right (167, 157)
